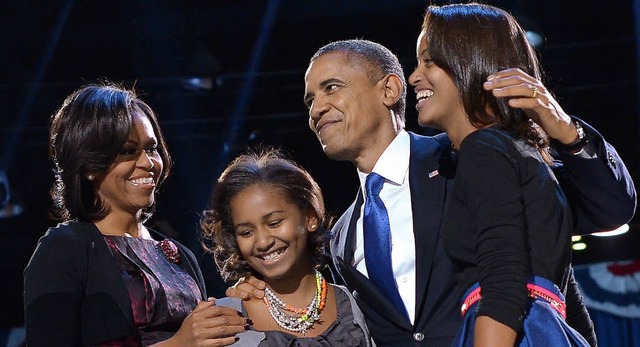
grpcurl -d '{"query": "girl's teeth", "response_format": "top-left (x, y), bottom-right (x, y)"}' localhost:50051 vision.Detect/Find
top-left (417, 90), bottom-right (434, 100)
top-left (263, 249), bottom-right (284, 261)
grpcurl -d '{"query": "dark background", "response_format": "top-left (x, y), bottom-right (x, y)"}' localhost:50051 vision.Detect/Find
top-left (1, 0), bottom-right (638, 329)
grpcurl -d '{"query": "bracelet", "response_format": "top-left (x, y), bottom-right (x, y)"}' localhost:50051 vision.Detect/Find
top-left (552, 119), bottom-right (589, 153)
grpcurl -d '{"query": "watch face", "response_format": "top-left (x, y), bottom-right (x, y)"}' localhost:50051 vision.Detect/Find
top-left (574, 120), bottom-right (585, 140)
top-left (551, 120), bottom-right (589, 154)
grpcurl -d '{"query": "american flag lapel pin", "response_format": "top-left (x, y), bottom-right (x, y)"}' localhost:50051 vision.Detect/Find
top-left (428, 170), bottom-right (439, 178)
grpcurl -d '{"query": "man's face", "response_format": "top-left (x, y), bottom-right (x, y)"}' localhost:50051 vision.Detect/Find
top-left (304, 52), bottom-right (395, 164)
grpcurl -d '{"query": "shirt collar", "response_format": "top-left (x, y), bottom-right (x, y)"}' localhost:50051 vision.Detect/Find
top-left (358, 130), bottom-right (410, 188)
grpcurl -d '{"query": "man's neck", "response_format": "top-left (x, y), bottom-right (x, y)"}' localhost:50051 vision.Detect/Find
top-left (353, 130), bottom-right (400, 173)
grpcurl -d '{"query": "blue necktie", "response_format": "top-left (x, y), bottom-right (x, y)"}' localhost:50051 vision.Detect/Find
top-left (363, 172), bottom-right (408, 319)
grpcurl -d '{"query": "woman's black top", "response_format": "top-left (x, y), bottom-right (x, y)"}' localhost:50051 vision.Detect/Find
top-left (443, 127), bottom-right (573, 331)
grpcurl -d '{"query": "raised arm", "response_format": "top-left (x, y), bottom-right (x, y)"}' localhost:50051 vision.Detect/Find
top-left (484, 68), bottom-right (636, 234)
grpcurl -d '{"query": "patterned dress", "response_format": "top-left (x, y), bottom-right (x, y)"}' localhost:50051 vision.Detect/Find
top-left (101, 236), bottom-right (202, 346)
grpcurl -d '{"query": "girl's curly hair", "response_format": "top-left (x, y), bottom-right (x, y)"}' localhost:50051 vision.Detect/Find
top-left (200, 148), bottom-right (331, 283)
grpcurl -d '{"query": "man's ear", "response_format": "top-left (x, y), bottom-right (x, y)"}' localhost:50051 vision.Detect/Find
top-left (381, 74), bottom-right (403, 108)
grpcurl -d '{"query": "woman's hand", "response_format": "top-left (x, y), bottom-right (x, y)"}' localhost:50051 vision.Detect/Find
top-left (225, 276), bottom-right (266, 300)
top-left (153, 298), bottom-right (250, 347)
top-left (484, 68), bottom-right (580, 145)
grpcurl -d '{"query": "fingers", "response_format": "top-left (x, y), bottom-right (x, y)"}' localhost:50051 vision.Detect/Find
top-left (225, 286), bottom-right (248, 300)
top-left (486, 68), bottom-right (536, 85)
top-left (201, 316), bottom-right (251, 334)
top-left (244, 277), bottom-right (266, 299)
top-left (484, 68), bottom-right (544, 97)
top-left (225, 276), bottom-right (266, 300)
top-left (488, 81), bottom-right (545, 101)
top-left (483, 68), bottom-right (554, 123)
top-left (484, 71), bottom-right (544, 95)
top-left (225, 285), bottom-right (265, 300)
top-left (197, 303), bottom-right (246, 320)
top-left (504, 96), bottom-right (546, 111)
top-left (482, 67), bottom-right (560, 111)
top-left (481, 68), bottom-right (574, 141)
top-left (192, 298), bottom-right (216, 312)
top-left (483, 68), bottom-right (551, 112)
top-left (484, 69), bottom-right (572, 139)
top-left (182, 326), bottom-right (243, 347)
top-left (180, 303), bottom-right (252, 345)
top-left (244, 276), bottom-right (266, 290)
top-left (205, 336), bottom-right (240, 347)
top-left (231, 276), bottom-right (247, 289)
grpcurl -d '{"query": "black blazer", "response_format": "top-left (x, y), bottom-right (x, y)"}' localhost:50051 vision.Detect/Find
top-left (23, 220), bottom-right (207, 347)
top-left (330, 123), bottom-right (636, 347)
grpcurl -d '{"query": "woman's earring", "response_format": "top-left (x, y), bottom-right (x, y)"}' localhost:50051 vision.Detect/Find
top-left (87, 174), bottom-right (94, 181)
top-left (309, 224), bottom-right (317, 231)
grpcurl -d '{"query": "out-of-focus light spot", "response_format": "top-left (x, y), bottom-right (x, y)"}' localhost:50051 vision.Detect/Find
top-left (591, 224), bottom-right (630, 237)
top-left (571, 235), bottom-right (582, 242)
top-left (572, 242), bottom-right (587, 251)
top-left (526, 30), bottom-right (544, 48)
top-left (182, 77), bottom-right (213, 91)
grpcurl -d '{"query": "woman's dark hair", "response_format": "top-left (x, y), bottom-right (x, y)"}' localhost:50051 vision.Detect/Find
top-left (200, 148), bottom-right (331, 283)
top-left (49, 82), bottom-right (172, 222)
top-left (423, 3), bottom-right (551, 159)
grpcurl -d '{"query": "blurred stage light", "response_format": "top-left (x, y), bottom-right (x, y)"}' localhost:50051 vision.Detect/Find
top-left (572, 242), bottom-right (587, 251)
top-left (526, 30), bottom-right (544, 48)
top-left (181, 77), bottom-right (213, 91)
top-left (591, 224), bottom-right (630, 237)
top-left (0, 169), bottom-right (8, 209)
top-left (0, 170), bottom-right (23, 218)
top-left (516, 14), bottom-right (544, 48)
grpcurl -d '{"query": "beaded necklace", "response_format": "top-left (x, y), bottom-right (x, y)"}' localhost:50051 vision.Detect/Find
top-left (262, 270), bottom-right (328, 334)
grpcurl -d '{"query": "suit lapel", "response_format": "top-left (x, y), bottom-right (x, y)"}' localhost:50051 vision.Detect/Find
top-left (409, 133), bottom-right (453, 319)
top-left (331, 190), bottom-right (413, 329)
top-left (336, 257), bottom-right (413, 328)
top-left (331, 132), bottom-right (454, 329)
top-left (330, 193), bottom-right (361, 267)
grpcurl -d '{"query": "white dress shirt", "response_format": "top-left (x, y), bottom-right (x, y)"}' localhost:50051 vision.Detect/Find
top-left (353, 130), bottom-right (417, 323)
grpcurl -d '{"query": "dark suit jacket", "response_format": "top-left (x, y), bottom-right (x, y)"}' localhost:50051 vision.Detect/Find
top-left (330, 121), bottom-right (636, 347)
top-left (23, 220), bottom-right (207, 347)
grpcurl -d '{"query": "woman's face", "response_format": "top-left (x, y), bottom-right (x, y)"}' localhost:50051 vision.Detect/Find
top-left (230, 184), bottom-right (317, 283)
top-left (95, 112), bottom-right (163, 218)
top-left (408, 30), bottom-right (466, 131)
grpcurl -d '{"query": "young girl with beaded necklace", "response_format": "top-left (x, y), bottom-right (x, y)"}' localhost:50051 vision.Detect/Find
top-left (200, 149), bottom-right (374, 346)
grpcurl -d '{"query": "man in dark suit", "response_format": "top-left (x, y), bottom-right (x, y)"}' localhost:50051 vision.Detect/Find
top-left (301, 39), bottom-right (635, 346)
top-left (227, 39), bottom-right (635, 346)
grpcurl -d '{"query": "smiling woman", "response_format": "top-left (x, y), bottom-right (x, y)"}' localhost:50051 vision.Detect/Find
top-left (23, 83), bottom-right (250, 346)
top-left (200, 148), bottom-right (375, 346)
top-left (93, 111), bottom-right (163, 223)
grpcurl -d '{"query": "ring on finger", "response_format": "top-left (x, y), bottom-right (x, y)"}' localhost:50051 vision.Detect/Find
top-left (531, 86), bottom-right (539, 98)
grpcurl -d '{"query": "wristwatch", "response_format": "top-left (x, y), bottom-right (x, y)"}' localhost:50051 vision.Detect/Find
top-left (552, 119), bottom-right (589, 153)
